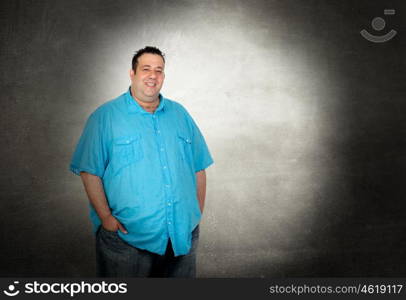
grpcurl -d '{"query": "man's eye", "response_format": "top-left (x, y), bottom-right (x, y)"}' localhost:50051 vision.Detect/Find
top-left (156, 70), bottom-right (162, 73)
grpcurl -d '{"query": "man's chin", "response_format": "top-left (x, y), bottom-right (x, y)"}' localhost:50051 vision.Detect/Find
top-left (141, 93), bottom-right (160, 103)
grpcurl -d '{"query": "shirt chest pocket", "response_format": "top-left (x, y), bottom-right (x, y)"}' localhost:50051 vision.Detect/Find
top-left (111, 135), bottom-right (143, 175)
top-left (178, 133), bottom-right (193, 163)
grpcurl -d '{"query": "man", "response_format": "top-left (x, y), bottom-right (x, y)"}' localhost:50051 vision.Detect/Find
top-left (70, 46), bottom-right (213, 277)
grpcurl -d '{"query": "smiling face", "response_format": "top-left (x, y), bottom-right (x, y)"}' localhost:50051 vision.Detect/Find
top-left (130, 53), bottom-right (165, 103)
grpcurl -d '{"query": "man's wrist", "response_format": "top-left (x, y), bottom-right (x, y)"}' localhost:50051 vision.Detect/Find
top-left (100, 213), bottom-right (113, 222)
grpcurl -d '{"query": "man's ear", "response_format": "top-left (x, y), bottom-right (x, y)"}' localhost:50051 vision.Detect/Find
top-left (129, 69), bottom-right (135, 79)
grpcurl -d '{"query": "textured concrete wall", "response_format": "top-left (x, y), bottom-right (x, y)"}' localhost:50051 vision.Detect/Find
top-left (0, 0), bottom-right (405, 277)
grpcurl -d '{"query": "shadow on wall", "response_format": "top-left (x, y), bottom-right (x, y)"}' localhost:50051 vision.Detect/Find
top-left (199, 42), bottom-right (406, 277)
top-left (198, 0), bottom-right (406, 275)
top-left (200, 90), bottom-right (406, 278)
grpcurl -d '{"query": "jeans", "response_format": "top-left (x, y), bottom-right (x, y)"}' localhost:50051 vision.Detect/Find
top-left (95, 225), bottom-right (199, 278)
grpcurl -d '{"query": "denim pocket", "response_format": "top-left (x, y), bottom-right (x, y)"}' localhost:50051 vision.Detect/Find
top-left (191, 225), bottom-right (200, 240)
top-left (100, 226), bottom-right (118, 235)
top-left (98, 226), bottom-right (129, 252)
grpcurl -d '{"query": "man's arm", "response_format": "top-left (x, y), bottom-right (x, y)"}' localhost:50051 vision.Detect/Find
top-left (196, 170), bottom-right (207, 214)
top-left (80, 172), bottom-right (127, 234)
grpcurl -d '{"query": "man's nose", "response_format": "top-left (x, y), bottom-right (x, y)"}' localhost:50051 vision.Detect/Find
top-left (149, 71), bottom-right (157, 78)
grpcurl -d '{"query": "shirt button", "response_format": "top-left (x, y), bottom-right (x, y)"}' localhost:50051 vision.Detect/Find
top-left (165, 184), bottom-right (170, 188)
top-left (168, 221), bottom-right (171, 225)
top-left (167, 202), bottom-right (171, 206)
top-left (163, 166), bottom-right (167, 169)
top-left (152, 115), bottom-right (156, 118)
top-left (157, 130), bottom-right (161, 134)
top-left (160, 148), bottom-right (164, 151)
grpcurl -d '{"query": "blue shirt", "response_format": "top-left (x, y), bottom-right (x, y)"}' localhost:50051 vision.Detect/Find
top-left (70, 89), bottom-right (213, 256)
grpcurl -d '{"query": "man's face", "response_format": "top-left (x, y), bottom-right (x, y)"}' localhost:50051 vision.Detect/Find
top-left (130, 53), bottom-right (165, 103)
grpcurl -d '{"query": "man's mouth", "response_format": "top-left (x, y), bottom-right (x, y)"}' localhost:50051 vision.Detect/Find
top-left (145, 82), bottom-right (156, 87)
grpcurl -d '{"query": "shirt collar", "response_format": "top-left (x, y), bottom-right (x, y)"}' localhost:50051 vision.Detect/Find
top-left (125, 87), bottom-right (166, 114)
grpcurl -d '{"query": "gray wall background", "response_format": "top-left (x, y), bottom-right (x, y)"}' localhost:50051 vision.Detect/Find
top-left (1, 0), bottom-right (405, 277)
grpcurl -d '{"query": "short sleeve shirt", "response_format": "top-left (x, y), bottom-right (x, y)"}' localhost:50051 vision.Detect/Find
top-left (70, 89), bottom-right (213, 256)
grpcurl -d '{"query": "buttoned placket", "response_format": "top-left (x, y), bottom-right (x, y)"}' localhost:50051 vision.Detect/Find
top-left (151, 113), bottom-right (174, 242)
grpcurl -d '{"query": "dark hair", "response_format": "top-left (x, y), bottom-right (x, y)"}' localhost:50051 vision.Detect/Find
top-left (131, 46), bottom-right (165, 71)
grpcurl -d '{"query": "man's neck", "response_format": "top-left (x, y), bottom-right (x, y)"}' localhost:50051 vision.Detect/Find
top-left (130, 87), bottom-right (159, 113)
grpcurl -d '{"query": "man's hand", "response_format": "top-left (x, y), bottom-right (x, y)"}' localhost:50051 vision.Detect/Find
top-left (101, 215), bottom-right (128, 234)
top-left (80, 172), bottom-right (128, 234)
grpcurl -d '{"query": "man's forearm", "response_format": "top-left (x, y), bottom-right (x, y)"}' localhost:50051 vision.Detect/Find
top-left (80, 172), bottom-right (112, 220)
top-left (196, 170), bottom-right (206, 213)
